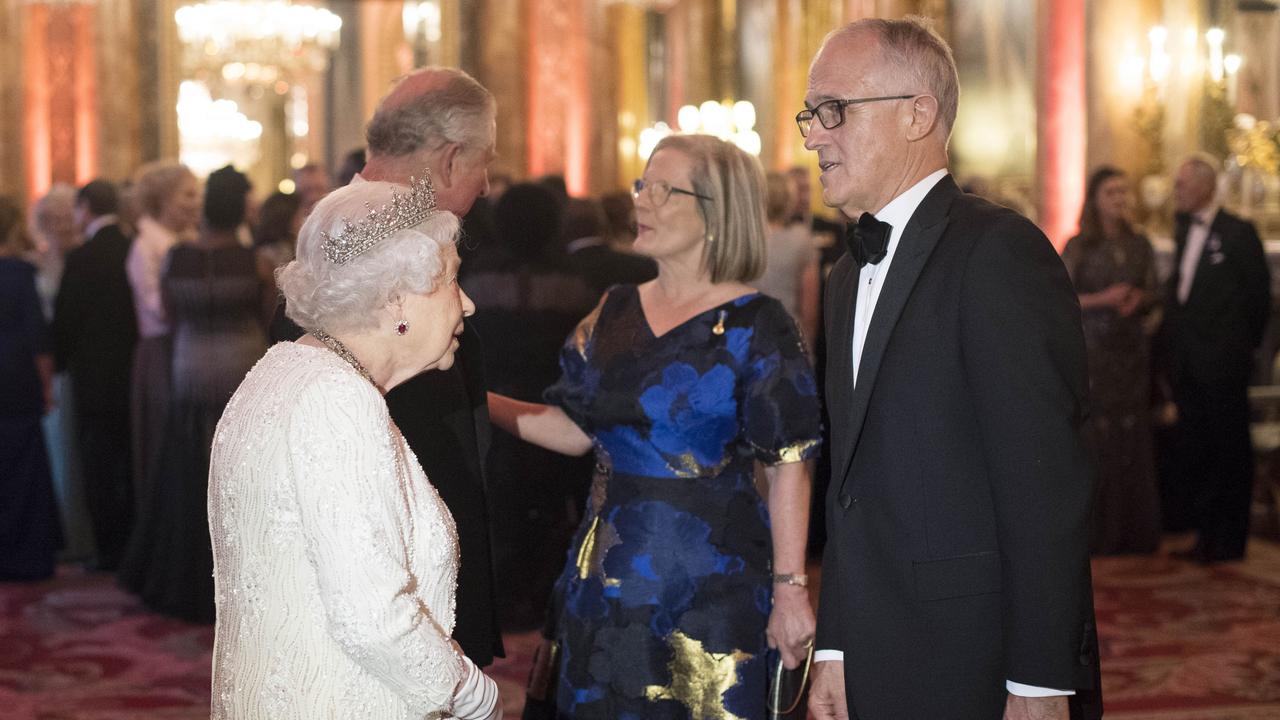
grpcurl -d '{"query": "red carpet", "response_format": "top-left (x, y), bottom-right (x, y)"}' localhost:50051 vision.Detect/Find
top-left (2, 541), bottom-right (1279, 719)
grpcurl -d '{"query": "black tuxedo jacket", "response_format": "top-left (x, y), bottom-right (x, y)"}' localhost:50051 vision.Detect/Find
top-left (817, 176), bottom-right (1101, 719)
top-left (272, 309), bottom-right (504, 666)
top-left (1162, 208), bottom-right (1270, 389)
top-left (52, 223), bottom-right (138, 416)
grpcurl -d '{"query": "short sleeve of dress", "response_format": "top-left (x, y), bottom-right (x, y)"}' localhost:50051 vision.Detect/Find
top-left (544, 290), bottom-right (610, 430)
top-left (742, 298), bottom-right (822, 465)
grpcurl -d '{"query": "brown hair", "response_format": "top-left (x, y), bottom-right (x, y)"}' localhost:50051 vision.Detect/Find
top-left (1077, 166), bottom-right (1133, 242)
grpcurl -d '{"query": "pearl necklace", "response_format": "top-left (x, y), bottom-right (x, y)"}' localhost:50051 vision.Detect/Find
top-left (310, 329), bottom-right (377, 387)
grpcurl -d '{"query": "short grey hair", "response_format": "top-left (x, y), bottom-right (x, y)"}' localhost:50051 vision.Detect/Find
top-left (365, 68), bottom-right (495, 157)
top-left (278, 179), bottom-right (460, 334)
top-left (838, 16), bottom-right (960, 135)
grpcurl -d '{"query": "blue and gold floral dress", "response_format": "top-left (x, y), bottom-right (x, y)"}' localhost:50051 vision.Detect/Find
top-left (544, 285), bottom-right (822, 719)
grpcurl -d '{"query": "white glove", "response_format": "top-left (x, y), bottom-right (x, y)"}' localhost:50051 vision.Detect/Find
top-left (450, 653), bottom-right (500, 720)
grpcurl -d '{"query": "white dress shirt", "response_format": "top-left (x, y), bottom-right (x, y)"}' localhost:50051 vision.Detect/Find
top-left (1176, 204), bottom-right (1220, 304)
top-left (816, 169), bottom-right (1073, 698)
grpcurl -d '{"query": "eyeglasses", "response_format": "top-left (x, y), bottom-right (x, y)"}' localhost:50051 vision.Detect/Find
top-left (632, 178), bottom-right (712, 207)
top-left (795, 95), bottom-right (916, 137)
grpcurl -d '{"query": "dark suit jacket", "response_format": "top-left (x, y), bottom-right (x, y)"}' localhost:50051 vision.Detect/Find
top-left (817, 176), bottom-right (1101, 719)
top-left (272, 308), bottom-right (504, 666)
top-left (52, 223), bottom-right (138, 416)
top-left (563, 240), bottom-right (657, 298)
top-left (1162, 208), bottom-right (1270, 390)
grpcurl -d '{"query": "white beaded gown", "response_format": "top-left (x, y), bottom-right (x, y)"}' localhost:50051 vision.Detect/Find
top-left (208, 342), bottom-right (467, 719)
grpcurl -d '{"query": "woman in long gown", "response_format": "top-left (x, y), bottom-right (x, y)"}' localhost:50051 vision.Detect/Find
top-left (209, 177), bottom-right (499, 718)
top-left (1062, 166), bottom-right (1163, 554)
top-left (122, 167), bottom-right (267, 621)
top-left (0, 196), bottom-right (62, 580)
top-left (491, 135), bottom-right (821, 719)
top-left (123, 162), bottom-right (200, 560)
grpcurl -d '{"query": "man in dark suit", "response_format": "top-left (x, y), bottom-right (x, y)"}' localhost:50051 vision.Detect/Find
top-left (1161, 154), bottom-right (1270, 563)
top-left (803, 19), bottom-right (1100, 720)
top-left (273, 67), bottom-right (504, 667)
top-left (53, 179), bottom-right (138, 569)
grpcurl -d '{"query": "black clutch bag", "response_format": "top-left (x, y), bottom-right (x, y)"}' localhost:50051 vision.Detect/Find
top-left (767, 643), bottom-right (814, 720)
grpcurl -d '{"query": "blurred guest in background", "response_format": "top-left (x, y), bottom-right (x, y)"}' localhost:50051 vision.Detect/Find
top-left (463, 182), bottom-right (596, 629)
top-left (560, 196), bottom-right (656, 298)
top-left (293, 163), bottom-right (331, 218)
top-left (0, 196), bottom-right (62, 581)
top-left (53, 180), bottom-right (138, 569)
top-left (1160, 154), bottom-right (1271, 563)
top-left (121, 166), bottom-right (266, 622)
top-left (29, 184), bottom-right (81, 317)
top-left (30, 184), bottom-right (88, 562)
top-left (253, 190), bottom-right (303, 325)
top-left (125, 162), bottom-right (200, 532)
top-left (1062, 166), bottom-right (1162, 555)
top-left (753, 170), bottom-right (820, 346)
top-left (333, 147), bottom-right (366, 188)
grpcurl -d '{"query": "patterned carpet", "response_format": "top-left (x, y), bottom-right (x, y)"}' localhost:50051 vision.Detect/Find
top-left (1, 541), bottom-right (1278, 719)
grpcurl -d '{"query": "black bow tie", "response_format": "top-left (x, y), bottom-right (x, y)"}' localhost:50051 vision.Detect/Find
top-left (845, 213), bottom-right (892, 267)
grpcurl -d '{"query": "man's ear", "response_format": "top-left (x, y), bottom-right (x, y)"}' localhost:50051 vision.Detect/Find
top-left (436, 142), bottom-right (463, 189)
top-left (905, 95), bottom-right (940, 142)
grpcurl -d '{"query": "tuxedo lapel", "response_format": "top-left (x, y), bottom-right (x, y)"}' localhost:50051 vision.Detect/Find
top-left (836, 177), bottom-right (958, 489)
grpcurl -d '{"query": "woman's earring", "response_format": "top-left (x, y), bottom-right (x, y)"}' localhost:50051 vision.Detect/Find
top-left (396, 319), bottom-right (410, 336)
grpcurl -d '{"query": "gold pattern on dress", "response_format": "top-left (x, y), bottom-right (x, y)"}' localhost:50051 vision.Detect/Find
top-left (575, 515), bottom-right (621, 581)
top-left (572, 296), bottom-right (606, 358)
top-left (774, 438), bottom-right (820, 465)
top-left (643, 630), bottom-right (752, 720)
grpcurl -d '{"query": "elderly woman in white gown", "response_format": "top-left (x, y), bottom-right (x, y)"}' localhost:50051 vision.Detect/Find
top-left (208, 176), bottom-right (500, 719)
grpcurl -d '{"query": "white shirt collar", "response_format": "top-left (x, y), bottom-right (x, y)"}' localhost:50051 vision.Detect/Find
top-left (873, 168), bottom-right (949, 232)
top-left (84, 214), bottom-right (118, 240)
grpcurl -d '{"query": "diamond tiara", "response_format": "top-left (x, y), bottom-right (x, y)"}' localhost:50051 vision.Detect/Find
top-left (321, 174), bottom-right (440, 264)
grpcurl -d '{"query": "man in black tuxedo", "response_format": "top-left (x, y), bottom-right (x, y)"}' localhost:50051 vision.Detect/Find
top-left (1161, 154), bottom-right (1270, 563)
top-left (53, 180), bottom-right (138, 569)
top-left (273, 67), bottom-right (504, 666)
top-left (803, 19), bottom-right (1100, 720)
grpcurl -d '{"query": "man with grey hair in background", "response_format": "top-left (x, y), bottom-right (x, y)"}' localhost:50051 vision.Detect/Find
top-left (1160, 153), bottom-right (1270, 564)
top-left (801, 17), bottom-right (1101, 720)
top-left (273, 66), bottom-right (504, 669)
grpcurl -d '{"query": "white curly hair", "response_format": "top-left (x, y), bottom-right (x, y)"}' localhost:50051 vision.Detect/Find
top-left (278, 178), bottom-right (460, 334)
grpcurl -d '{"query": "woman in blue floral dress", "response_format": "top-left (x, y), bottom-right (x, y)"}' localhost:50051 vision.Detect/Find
top-left (491, 135), bottom-right (821, 719)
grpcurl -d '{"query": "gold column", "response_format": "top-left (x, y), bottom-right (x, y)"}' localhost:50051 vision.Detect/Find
top-left (475, 0), bottom-right (525, 178)
top-left (97, 0), bottom-right (144, 182)
top-left (0, 0), bottom-right (25, 199)
top-left (609, 2), bottom-right (649, 190)
top-left (1086, 0), bottom-right (1163, 185)
top-left (359, 1), bottom-right (412, 121)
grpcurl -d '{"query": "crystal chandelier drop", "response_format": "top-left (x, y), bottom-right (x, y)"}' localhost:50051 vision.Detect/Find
top-left (174, 0), bottom-right (342, 81)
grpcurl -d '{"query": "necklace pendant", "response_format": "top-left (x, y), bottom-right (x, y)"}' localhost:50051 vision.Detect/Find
top-left (712, 309), bottom-right (727, 335)
top-left (396, 320), bottom-right (410, 336)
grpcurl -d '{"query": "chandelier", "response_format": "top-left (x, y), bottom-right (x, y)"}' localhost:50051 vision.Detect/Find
top-left (175, 0), bottom-right (342, 81)
top-left (637, 100), bottom-right (762, 160)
